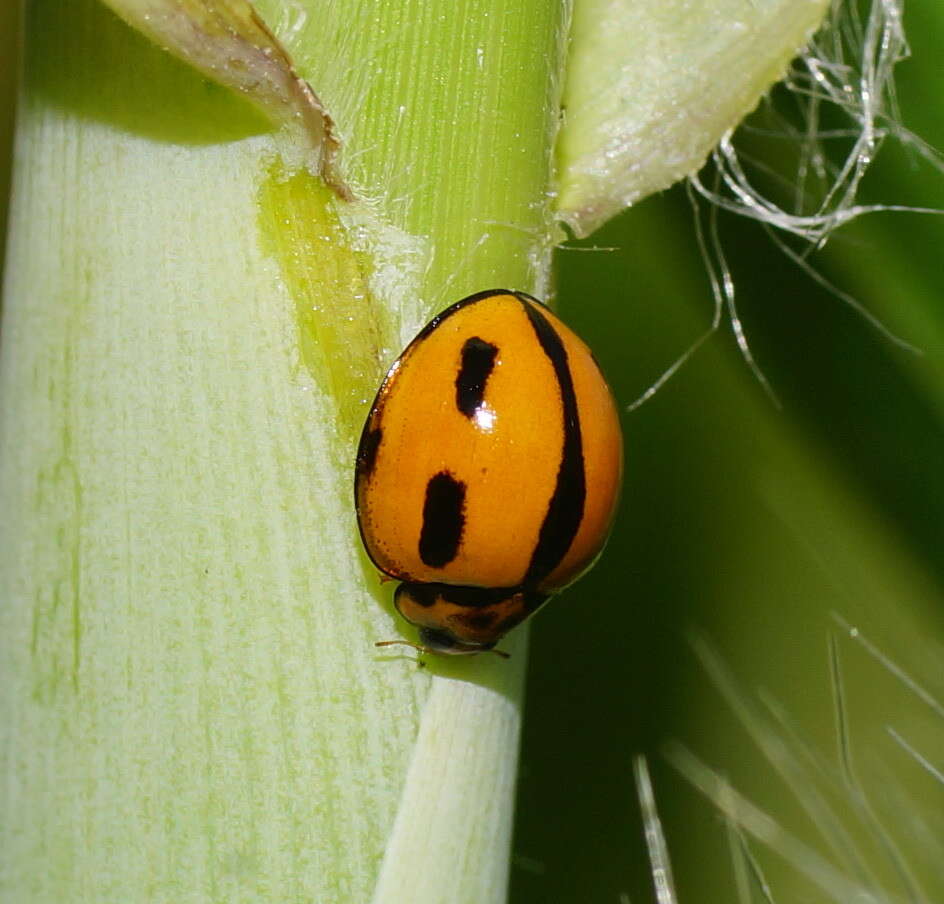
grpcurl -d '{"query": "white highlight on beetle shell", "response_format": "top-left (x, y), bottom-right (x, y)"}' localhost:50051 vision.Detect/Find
top-left (473, 403), bottom-right (497, 433)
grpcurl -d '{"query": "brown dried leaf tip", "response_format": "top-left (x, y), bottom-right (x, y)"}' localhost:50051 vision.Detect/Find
top-left (102, 0), bottom-right (353, 200)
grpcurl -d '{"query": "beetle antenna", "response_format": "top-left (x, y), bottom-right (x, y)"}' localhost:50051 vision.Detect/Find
top-left (375, 640), bottom-right (429, 654)
top-left (374, 640), bottom-right (511, 659)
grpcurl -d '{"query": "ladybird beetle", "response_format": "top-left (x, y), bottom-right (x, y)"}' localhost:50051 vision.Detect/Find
top-left (355, 289), bottom-right (623, 656)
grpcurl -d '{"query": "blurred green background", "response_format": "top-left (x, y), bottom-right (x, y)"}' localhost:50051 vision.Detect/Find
top-left (2, 2), bottom-right (941, 902)
top-left (513, 2), bottom-right (944, 902)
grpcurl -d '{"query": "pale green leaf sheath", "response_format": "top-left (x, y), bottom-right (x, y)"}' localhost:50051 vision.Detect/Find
top-left (0, 0), bottom-right (565, 902)
top-left (557, 0), bottom-right (830, 236)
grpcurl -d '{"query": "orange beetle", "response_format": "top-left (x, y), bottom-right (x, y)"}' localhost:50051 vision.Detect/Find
top-left (355, 290), bottom-right (623, 656)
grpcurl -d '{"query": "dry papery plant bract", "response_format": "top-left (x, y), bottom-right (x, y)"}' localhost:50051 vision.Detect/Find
top-left (634, 0), bottom-right (944, 410)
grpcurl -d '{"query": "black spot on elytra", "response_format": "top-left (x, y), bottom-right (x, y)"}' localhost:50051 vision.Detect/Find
top-left (355, 426), bottom-right (383, 479)
top-left (419, 472), bottom-right (466, 567)
top-left (455, 336), bottom-right (498, 417)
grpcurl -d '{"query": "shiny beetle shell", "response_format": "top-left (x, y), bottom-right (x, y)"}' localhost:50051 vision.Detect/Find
top-left (355, 289), bottom-right (623, 655)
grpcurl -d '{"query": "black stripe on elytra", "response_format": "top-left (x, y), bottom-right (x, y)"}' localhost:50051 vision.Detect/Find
top-left (456, 336), bottom-right (498, 417)
top-left (406, 290), bottom-right (547, 349)
top-left (519, 299), bottom-right (586, 587)
top-left (419, 471), bottom-right (467, 567)
top-left (397, 582), bottom-right (548, 610)
top-left (355, 426), bottom-right (383, 479)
